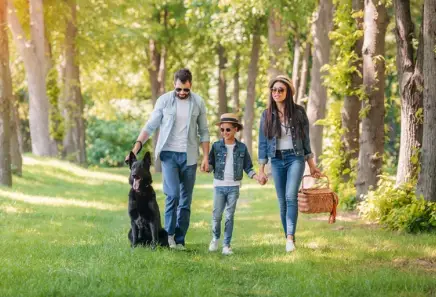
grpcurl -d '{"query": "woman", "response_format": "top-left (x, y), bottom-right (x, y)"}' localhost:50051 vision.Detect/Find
top-left (258, 75), bottom-right (321, 253)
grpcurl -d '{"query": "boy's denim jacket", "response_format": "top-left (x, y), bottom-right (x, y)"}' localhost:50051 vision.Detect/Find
top-left (209, 139), bottom-right (256, 181)
top-left (258, 105), bottom-right (314, 165)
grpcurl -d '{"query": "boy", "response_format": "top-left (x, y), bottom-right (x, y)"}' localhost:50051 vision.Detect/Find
top-left (208, 113), bottom-right (262, 255)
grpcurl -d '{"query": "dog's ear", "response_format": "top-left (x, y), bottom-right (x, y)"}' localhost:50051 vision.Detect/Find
top-left (144, 152), bottom-right (151, 165)
top-left (128, 151), bottom-right (137, 169)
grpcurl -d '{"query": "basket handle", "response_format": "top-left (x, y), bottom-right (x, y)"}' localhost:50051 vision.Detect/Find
top-left (301, 174), bottom-right (330, 190)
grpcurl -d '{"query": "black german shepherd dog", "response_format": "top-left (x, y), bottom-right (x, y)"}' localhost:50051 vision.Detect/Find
top-left (127, 151), bottom-right (168, 248)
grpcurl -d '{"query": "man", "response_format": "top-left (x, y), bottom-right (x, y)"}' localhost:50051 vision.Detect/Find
top-left (127, 68), bottom-right (210, 250)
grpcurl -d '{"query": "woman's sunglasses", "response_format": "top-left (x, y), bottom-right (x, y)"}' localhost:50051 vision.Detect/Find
top-left (271, 87), bottom-right (285, 94)
top-left (175, 88), bottom-right (190, 93)
top-left (220, 128), bottom-right (233, 132)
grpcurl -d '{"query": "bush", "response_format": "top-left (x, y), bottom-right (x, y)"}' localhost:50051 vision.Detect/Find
top-left (86, 117), bottom-right (149, 167)
top-left (358, 176), bottom-right (436, 233)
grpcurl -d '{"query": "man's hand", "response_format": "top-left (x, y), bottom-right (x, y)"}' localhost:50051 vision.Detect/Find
top-left (200, 157), bottom-right (209, 172)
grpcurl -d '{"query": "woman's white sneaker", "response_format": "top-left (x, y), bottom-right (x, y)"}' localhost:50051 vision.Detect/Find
top-left (286, 240), bottom-right (296, 252)
top-left (209, 238), bottom-right (219, 252)
top-left (222, 245), bottom-right (233, 255)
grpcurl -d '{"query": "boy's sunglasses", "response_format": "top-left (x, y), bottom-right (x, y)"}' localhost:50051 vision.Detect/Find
top-left (271, 87), bottom-right (285, 94)
top-left (220, 128), bottom-right (232, 132)
top-left (175, 88), bottom-right (190, 93)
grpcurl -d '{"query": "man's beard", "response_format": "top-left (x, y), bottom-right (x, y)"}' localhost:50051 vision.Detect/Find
top-left (177, 93), bottom-right (189, 99)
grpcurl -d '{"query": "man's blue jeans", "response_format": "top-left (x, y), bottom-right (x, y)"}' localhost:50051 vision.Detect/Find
top-left (160, 151), bottom-right (197, 245)
top-left (211, 186), bottom-right (240, 246)
top-left (270, 150), bottom-right (305, 238)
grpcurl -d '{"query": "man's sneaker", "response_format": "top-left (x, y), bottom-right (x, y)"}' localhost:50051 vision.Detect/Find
top-left (176, 244), bottom-right (186, 251)
top-left (285, 239), bottom-right (296, 252)
top-left (209, 238), bottom-right (219, 252)
top-left (222, 245), bottom-right (233, 255)
top-left (168, 235), bottom-right (177, 249)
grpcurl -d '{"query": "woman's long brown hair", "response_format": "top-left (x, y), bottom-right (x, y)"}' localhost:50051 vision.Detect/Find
top-left (263, 83), bottom-right (305, 139)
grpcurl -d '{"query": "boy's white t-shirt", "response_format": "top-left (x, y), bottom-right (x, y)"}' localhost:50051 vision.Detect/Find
top-left (213, 143), bottom-right (241, 187)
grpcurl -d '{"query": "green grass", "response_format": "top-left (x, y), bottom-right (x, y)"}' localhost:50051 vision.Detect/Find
top-left (1, 156), bottom-right (435, 297)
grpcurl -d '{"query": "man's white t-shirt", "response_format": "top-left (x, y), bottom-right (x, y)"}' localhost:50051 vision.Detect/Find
top-left (213, 143), bottom-right (241, 187)
top-left (162, 97), bottom-right (190, 152)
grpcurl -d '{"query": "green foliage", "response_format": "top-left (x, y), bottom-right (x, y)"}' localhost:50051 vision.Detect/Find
top-left (86, 117), bottom-right (148, 167)
top-left (359, 176), bottom-right (436, 233)
top-left (46, 68), bottom-right (64, 149)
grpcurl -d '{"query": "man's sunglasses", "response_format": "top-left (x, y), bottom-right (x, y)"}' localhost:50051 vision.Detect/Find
top-left (175, 88), bottom-right (190, 93)
top-left (220, 128), bottom-right (233, 132)
top-left (271, 87), bottom-right (285, 94)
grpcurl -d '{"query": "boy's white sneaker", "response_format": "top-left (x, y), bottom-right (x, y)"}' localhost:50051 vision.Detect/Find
top-left (222, 245), bottom-right (233, 255)
top-left (168, 235), bottom-right (177, 249)
top-left (209, 238), bottom-right (219, 252)
top-left (286, 239), bottom-right (296, 252)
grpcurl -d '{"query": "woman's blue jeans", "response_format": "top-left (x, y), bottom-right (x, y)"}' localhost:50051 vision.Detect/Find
top-left (270, 150), bottom-right (305, 238)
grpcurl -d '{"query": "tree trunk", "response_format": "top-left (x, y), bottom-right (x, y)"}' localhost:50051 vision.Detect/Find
top-left (0, 0), bottom-right (12, 186)
top-left (341, 0), bottom-right (364, 182)
top-left (63, 0), bottom-right (86, 166)
top-left (217, 43), bottom-right (228, 115)
top-left (307, 0), bottom-right (334, 164)
top-left (417, 0), bottom-right (436, 202)
top-left (233, 52), bottom-right (240, 113)
top-left (10, 95), bottom-right (22, 176)
top-left (394, 0), bottom-right (424, 186)
top-left (8, 0), bottom-right (55, 156)
top-left (147, 39), bottom-right (166, 173)
top-left (297, 41), bottom-right (311, 106)
top-left (292, 36), bottom-right (301, 100)
top-left (267, 9), bottom-right (287, 80)
top-left (356, 0), bottom-right (388, 198)
top-left (243, 23), bottom-right (262, 156)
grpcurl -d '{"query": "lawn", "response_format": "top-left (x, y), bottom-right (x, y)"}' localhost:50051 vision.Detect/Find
top-left (0, 156), bottom-right (435, 297)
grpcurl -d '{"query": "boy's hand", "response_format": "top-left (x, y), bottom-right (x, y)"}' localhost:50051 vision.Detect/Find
top-left (258, 172), bottom-right (268, 185)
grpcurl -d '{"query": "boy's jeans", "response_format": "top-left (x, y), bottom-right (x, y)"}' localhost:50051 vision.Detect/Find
top-left (270, 150), bottom-right (305, 238)
top-left (212, 186), bottom-right (240, 246)
top-left (160, 151), bottom-right (197, 245)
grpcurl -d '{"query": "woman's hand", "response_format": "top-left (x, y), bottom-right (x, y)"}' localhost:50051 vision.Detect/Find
top-left (310, 166), bottom-right (322, 178)
top-left (258, 171), bottom-right (268, 185)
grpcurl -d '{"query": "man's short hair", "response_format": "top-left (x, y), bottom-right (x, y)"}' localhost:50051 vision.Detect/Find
top-left (174, 68), bottom-right (192, 84)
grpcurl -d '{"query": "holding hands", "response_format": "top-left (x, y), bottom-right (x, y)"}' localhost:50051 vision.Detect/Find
top-left (255, 171), bottom-right (268, 185)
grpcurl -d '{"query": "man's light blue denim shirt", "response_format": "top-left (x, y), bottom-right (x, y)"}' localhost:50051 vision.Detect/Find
top-left (143, 90), bottom-right (210, 166)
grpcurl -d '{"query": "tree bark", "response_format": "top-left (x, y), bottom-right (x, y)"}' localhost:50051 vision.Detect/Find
top-left (341, 0), bottom-right (364, 182)
top-left (63, 0), bottom-right (86, 165)
top-left (267, 9), bottom-right (287, 80)
top-left (10, 94), bottom-right (22, 176)
top-left (307, 0), bottom-right (334, 164)
top-left (232, 52), bottom-right (240, 113)
top-left (217, 43), bottom-right (228, 115)
top-left (417, 0), bottom-right (436, 202)
top-left (243, 23), bottom-right (262, 156)
top-left (297, 41), bottom-right (311, 106)
top-left (394, 0), bottom-right (424, 186)
top-left (147, 39), bottom-right (166, 173)
top-left (292, 36), bottom-right (301, 100)
top-left (0, 0), bottom-right (12, 186)
top-left (7, 0), bottom-right (55, 156)
top-left (356, 0), bottom-right (388, 198)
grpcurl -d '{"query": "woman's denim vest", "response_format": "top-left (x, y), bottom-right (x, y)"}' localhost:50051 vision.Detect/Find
top-left (209, 139), bottom-right (256, 181)
top-left (258, 105), bottom-right (314, 165)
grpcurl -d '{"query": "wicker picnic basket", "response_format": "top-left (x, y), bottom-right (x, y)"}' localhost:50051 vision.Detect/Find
top-left (298, 175), bottom-right (339, 224)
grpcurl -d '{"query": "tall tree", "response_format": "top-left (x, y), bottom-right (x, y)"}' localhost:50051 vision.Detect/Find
top-left (292, 35), bottom-right (301, 98)
top-left (8, 0), bottom-right (56, 156)
top-left (341, 0), bottom-right (364, 182)
top-left (10, 94), bottom-right (22, 176)
top-left (0, 0), bottom-right (12, 186)
top-left (217, 43), bottom-right (228, 115)
top-left (356, 0), bottom-right (388, 198)
top-left (417, 0), bottom-right (436, 202)
top-left (62, 0), bottom-right (86, 165)
top-left (306, 0), bottom-right (334, 164)
top-left (394, 0), bottom-right (424, 185)
top-left (232, 52), bottom-right (240, 113)
top-left (297, 40), bottom-right (311, 105)
top-left (243, 20), bottom-right (263, 156)
top-left (267, 9), bottom-right (288, 80)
